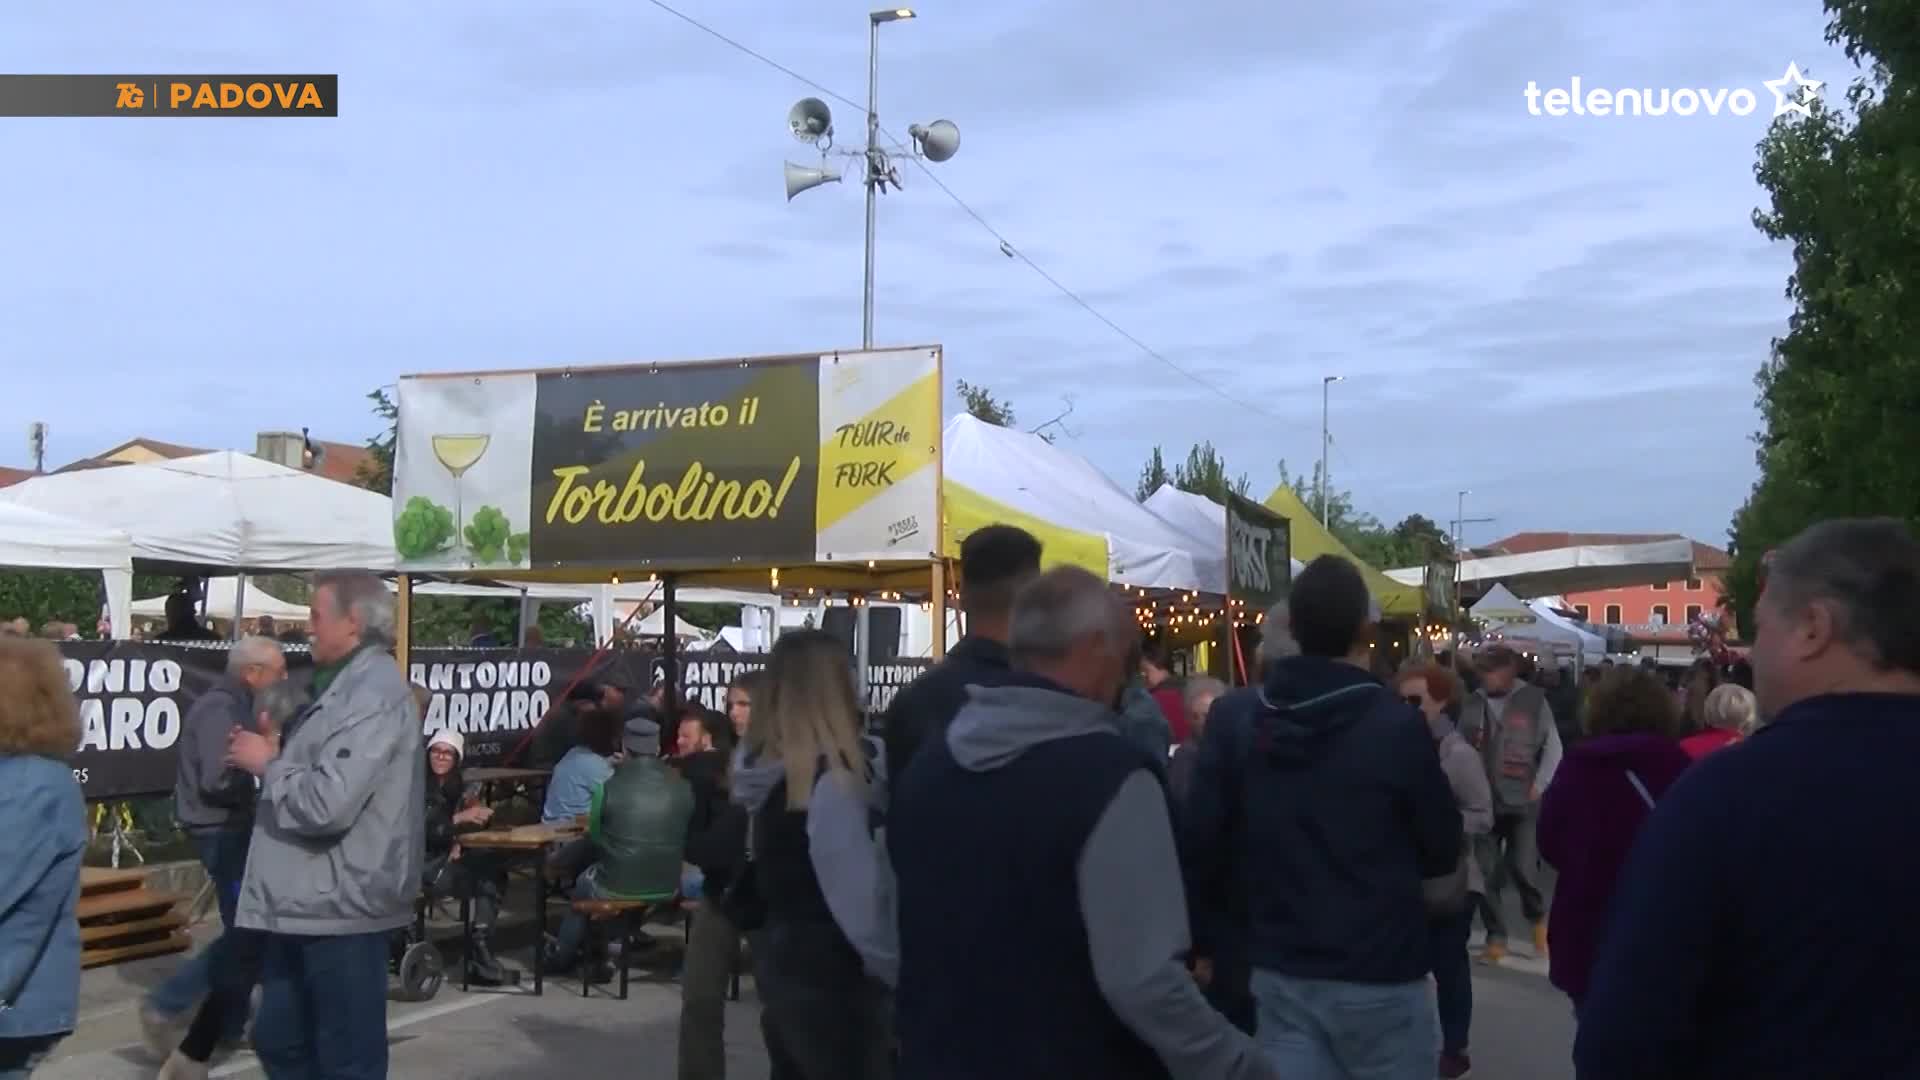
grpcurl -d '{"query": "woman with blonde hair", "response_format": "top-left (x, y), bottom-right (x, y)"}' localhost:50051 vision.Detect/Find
top-left (1681, 683), bottom-right (1757, 757)
top-left (0, 638), bottom-right (87, 1078)
top-left (729, 630), bottom-right (894, 1079)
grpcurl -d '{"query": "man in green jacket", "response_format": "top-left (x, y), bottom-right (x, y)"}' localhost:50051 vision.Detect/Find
top-left (547, 716), bottom-right (693, 976)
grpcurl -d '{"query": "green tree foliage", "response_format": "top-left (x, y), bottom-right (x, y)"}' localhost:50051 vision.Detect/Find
top-left (1136, 446), bottom-right (1172, 501)
top-left (1725, 0), bottom-right (1919, 630)
top-left (956, 380), bottom-right (1016, 427)
top-left (355, 387), bottom-right (397, 494)
top-left (0, 571), bottom-right (215, 636)
top-left (1271, 460), bottom-right (1445, 569)
top-left (1135, 443), bottom-right (1252, 503)
top-left (957, 380), bottom-right (1054, 443)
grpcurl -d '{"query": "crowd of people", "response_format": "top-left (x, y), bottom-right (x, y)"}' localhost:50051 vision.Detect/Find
top-left (3, 516), bottom-right (1920, 1079)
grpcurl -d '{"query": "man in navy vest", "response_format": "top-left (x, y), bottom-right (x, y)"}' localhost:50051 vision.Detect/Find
top-left (883, 524), bottom-right (1042, 777)
top-left (890, 566), bottom-right (1277, 1080)
top-left (1183, 555), bottom-right (1462, 1077)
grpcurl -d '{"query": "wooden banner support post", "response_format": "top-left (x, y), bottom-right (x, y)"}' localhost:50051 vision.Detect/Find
top-left (394, 573), bottom-right (411, 673)
top-left (930, 560), bottom-right (947, 661)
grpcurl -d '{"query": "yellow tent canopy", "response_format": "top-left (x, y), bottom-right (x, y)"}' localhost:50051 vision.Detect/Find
top-left (1262, 485), bottom-right (1427, 617)
top-left (943, 481), bottom-right (1109, 580)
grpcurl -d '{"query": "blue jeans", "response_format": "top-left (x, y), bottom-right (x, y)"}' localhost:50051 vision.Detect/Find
top-left (148, 827), bottom-right (252, 1039)
top-left (1250, 969), bottom-right (1438, 1079)
top-left (550, 864), bottom-right (612, 969)
top-left (252, 931), bottom-right (390, 1080)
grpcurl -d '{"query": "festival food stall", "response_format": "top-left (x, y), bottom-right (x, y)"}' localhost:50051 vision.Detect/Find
top-left (388, 346), bottom-right (948, 716)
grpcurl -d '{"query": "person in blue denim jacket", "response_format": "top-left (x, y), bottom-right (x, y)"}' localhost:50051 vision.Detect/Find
top-left (0, 637), bottom-right (87, 1079)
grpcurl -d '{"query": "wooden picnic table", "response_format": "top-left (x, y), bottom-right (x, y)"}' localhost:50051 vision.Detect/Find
top-left (453, 820), bottom-right (585, 996)
top-left (464, 766), bottom-right (552, 786)
top-left (460, 821), bottom-right (582, 851)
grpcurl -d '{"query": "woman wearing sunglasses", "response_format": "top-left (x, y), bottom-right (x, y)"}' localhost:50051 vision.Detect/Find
top-left (1397, 661), bottom-right (1492, 1080)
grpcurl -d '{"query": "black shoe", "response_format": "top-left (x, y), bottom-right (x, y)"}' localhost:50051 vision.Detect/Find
top-left (467, 934), bottom-right (508, 987)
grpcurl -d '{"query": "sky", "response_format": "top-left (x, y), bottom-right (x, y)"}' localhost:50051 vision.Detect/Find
top-left (0, 0), bottom-right (1847, 551)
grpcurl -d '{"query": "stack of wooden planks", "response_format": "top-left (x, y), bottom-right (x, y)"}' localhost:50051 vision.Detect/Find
top-left (77, 867), bottom-right (191, 969)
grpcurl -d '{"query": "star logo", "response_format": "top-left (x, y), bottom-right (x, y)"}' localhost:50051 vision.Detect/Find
top-left (1763, 62), bottom-right (1822, 118)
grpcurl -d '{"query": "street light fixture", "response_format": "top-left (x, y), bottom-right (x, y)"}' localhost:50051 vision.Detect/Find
top-left (783, 8), bottom-right (961, 350)
top-left (1320, 375), bottom-right (1344, 529)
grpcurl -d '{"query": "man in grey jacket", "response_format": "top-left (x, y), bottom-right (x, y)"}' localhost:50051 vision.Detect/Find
top-left (228, 571), bottom-right (423, 1079)
top-left (142, 636), bottom-right (286, 1057)
top-left (890, 566), bottom-right (1278, 1079)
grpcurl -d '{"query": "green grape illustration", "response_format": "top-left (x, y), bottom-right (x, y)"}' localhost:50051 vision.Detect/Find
top-left (394, 497), bottom-right (455, 559)
top-left (465, 505), bottom-right (512, 563)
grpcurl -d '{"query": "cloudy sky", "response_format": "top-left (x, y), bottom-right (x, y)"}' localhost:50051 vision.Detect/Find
top-left (1, 0), bottom-right (1843, 549)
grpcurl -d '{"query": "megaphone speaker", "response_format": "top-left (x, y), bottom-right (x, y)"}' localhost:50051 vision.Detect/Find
top-left (788, 97), bottom-right (834, 143)
top-left (784, 161), bottom-right (843, 201)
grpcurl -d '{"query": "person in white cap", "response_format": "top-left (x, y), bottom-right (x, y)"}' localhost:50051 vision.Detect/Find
top-left (423, 728), bottom-right (509, 985)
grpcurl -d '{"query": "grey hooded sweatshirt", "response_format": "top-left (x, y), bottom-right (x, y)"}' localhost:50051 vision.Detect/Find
top-left (942, 683), bottom-right (1277, 1080)
top-left (732, 734), bottom-right (898, 988)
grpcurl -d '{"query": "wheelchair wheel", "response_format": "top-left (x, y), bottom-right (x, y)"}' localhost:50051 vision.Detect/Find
top-left (396, 942), bottom-right (444, 1002)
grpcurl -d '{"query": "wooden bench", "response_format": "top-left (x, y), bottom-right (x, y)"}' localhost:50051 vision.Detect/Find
top-left (77, 868), bottom-right (191, 969)
top-left (569, 898), bottom-right (662, 1000)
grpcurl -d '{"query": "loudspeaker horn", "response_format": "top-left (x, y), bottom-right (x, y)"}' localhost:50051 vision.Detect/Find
top-left (785, 161), bottom-right (843, 201)
top-left (788, 97), bottom-right (833, 143)
top-left (908, 119), bottom-right (960, 162)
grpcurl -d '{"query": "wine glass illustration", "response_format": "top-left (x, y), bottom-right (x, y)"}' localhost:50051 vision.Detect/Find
top-left (431, 433), bottom-right (491, 562)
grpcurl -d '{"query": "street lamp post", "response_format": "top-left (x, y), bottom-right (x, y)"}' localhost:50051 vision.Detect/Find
top-left (782, 9), bottom-right (960, 706)
top-left (1456, 489), bottom-right (1469, 553)
top-left (1320, 375), bottom-right (1343, 528)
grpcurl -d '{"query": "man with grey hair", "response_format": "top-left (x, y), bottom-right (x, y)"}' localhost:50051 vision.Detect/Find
top-left (227, 570), bottom-right (422, 1079)
top-left (142, 636), bottom-right (287, 1058)
top-left (890, 566), bottom-right (1278, 1079)
top-left (1577, 518), bottom-right (1920, 1079)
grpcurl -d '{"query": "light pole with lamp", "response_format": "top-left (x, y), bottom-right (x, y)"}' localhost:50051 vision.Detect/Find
top-left (782, 9), bottom-right (962, 703)
top-left (783, 7), bottom-right (962, 349)
top-left (1320, 375), bottom-right (1343, 528)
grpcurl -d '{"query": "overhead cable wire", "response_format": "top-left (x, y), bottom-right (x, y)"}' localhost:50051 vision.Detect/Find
top-left (640, 0), bottom-right (1290, 421)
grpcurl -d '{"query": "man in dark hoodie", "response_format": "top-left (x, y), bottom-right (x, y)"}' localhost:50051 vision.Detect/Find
top-left (883, 524), bottom-right (1042, 778)
top-left (891, 566), bottom-right (1275, 1079)
top-left (1575, 518), bottom-right (1920, 1079)
top-left (1183, 555), bottom-right (1461, 1077)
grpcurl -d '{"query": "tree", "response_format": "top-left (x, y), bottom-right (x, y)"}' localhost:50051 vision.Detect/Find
top-left (1271, 459), bottom-right (1421, 568)
top-left (956, 380), bottom-right (1056, 443)
top-left (355, 387), bottom-right (397, 494)
top-left (1136, 446), bottom-right (1172, 501)
top-left (1174, 442), bottom-right (1251, 503)
top-left (1384, 513), bottom-right (1454, 567)
top-left (1724, 0), bottom-right (1920, 631)
top-left (956, 380), bottom-right (1016, 428)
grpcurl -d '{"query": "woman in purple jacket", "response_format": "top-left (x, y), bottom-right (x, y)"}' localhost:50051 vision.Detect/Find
top-left (1537, 666), bottom-right (1693, 1007)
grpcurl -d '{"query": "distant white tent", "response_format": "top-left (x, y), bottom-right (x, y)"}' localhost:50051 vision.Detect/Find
top-left (132, 578), bottom-right (310, 624)
top-left (1389, 538), bottom-right (1695, 597)
top-left (0, 450), bottom-right (396, 573)
top-left (0, 503), bottom-right (135, 637)
top-left (1472, 584), bottom-right (1604, 663)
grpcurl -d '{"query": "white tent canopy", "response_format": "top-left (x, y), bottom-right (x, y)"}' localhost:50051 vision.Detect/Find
top-left (1142, 485), bottom-right (1306, 594)
top-left (1471, 584), bottom-right (1605, 662)
top-left (0, 503), bottom-right (135, 637)
top-left (945, 416), bottom-right (1223, 592)
top-left (1388, 538), bottom-right (1695, 597)
top-left (0, 451), bottom-right (396, 574)
top-left (133, 578), bottom-right (310, 624)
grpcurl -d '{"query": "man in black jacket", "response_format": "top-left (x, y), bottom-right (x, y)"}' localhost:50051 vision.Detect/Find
top-left (142, 635), bottom-right (286, 1058)
top-left (883, 524), bottom-right (1042, 778)
top-left (1183, 556), bottom-right (1461, 1078)
top-left (677, 670), bottom-right (762, 1080)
